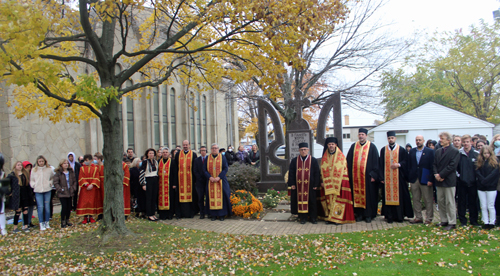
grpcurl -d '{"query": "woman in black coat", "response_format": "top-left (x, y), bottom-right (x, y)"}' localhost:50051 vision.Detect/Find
top-left (476, 147), bottom-right (499, 230)
top-left (7, 161), bottom-right (32, 233)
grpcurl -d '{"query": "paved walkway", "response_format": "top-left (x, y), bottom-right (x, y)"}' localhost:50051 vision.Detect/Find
top-left (161, 216), bottom-right (411, 235)
top-left (24, 203), bottom-right (433, 236)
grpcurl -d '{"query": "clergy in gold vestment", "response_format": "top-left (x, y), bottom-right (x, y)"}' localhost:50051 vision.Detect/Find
top-left (203, 143), bottom-right (232, 221)
top-left (378, 131), bottom-right (414, 223)
top-left (174, 140), bottom-right (199, 218)
top-left (318, 137), bottom-right (355, 224)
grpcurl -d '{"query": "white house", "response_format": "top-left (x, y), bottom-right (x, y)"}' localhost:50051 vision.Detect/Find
top-left (369, 102), bottom-right (495, 150)
top-left (324, 115), bottom-right (377, 153)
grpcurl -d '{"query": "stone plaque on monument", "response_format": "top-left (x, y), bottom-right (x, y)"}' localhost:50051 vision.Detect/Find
top-left (287, 131), bottom-right (311, 161)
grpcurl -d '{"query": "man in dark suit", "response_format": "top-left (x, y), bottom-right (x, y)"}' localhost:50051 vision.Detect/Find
top-left (408, 135), bottom-right (435, 224)
top-left (193, 146), bottom-right (208, 219)
top-left (433, 131), bottom-right (460, 231)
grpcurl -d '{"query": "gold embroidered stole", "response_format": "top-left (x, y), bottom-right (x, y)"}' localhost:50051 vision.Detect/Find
top-left (352, 141), bottom-right (370, 208)
top-left (158, 158), bottom-right (171, 210)
top-left (207, 154), bottom-right (223, 210)
top-left (321, 150), bottom-right (343, 196)
top-left (384, 144), bottom-right (400, 206)
top-left (321, 149), bottom-right (351, 221)
top-left (178, 150), bottom-right (193, 203)
top-left (296, 155), bottom-right (312, 213)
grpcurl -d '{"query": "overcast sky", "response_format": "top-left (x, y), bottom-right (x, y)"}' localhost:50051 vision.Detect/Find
top-left (342, 0), bottom-right (500, 126)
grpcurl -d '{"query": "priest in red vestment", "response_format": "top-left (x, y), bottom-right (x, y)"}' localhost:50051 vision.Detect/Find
top-left (346, 128), bottom-right (380, 223)
top-left (318, 137), bottom-right (355, 224)
top-left (288, 142), bottom-right (321, 224)
top-left (158, 149), bottom-right (178, 220)
top-left (77, 154), bottom-right (101, 223)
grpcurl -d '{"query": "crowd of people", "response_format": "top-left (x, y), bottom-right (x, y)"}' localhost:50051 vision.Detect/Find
top-left (288, 130), bottom-right (500, 231)
top-left (0, 139), bottom-right (254, 235)
top-left (2, 130), bottom-right (499, 235)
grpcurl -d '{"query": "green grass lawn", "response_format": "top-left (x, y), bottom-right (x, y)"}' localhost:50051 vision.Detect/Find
top-left (1, 216), bottom-right (498, 275)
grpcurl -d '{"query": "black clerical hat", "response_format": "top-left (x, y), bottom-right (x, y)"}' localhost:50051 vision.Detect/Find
top-left (298, 142), bottom-right (309, 148)
top-left (325, 137), bottom-right (338, 144)
top-left (387, 131), bottom-right (396, 137)
top-left (323, 137), bottom-right (338, 155)
top-left (359, 128), bottom-right (368, 134)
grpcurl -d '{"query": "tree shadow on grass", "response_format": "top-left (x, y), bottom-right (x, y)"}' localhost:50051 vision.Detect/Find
top-left (61, 221), bottom-right (154, 254)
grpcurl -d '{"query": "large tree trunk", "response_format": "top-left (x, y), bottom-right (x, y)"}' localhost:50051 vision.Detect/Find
top-left (97, 99), bottom-right (133, 242)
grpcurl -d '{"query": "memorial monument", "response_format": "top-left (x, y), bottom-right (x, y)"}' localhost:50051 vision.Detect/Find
top-left (257, 92), bottom-right (342, 192)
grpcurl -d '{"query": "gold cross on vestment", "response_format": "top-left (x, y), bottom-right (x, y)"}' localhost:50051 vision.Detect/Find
top-left (304, 180), bottom-right (309, 184)
top-left (304, 192), bottom-right (308, 195)
top-left (305, 168), bottom-right (309, 172)
top-left (297, 180), bottom-right (302, 184)
top-left (298, 168), bottom-right (302, 172)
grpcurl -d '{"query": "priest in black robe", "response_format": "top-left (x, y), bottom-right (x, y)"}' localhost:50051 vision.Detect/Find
top-left (379, 131), bottom-right (414, 223)
top-left (173, 140), bottom-right (199, 218)
top-left (158, 149), bottom-right (179, 220)
top-left (288, 142), bottom-right (321, 224)
top-left (346, 128), bottom-right (380, 223)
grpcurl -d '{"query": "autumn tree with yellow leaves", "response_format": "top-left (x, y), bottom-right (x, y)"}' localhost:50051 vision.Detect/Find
top-left (233, 0), bottom-right (406, 158)
top-left (0, 0), bottom-right (348, 239)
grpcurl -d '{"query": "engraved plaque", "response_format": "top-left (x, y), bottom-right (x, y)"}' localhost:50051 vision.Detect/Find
top-left (287, 131), bottom-right (310, 161)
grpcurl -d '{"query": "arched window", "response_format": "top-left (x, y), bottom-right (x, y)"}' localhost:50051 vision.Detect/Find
top-left (162, 86), bottom-right (168, 147)
top-left (190, 92), bottom-right (195, 147)
top-left (153, 87), bottom-right (160, 147)
top-left (170, 88), bottom-right (176, 146)
top-left (202, 95), bottom-right (207, 146)
top-left (125, 80), bottom-right (134, 149)
top-left (196, 94), bottom-right (201, 149)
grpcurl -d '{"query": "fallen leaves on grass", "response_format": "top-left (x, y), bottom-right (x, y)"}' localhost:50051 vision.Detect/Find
top-left (0, 216), bottom-right (499, 275)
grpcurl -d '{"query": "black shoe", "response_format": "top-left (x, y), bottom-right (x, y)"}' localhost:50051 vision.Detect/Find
top-left (61, 223), bottom-right (67, 228)
top-left (200, 214), bottom-right (205, 219)
top-left (435, 222), bottom-right (449, 227)
top-left (311, 220), bottom-right (317, 224)
top-left (387, 219), bottom-right (393, 224)
top-left (66, 221), bottom-right (73, 227)
top-left (300, 220), bottom-right (306, 224)
top-left (365, 217), bottom-right (372, 223)
top-left (211, 217), bottom-right (216, 221)
top-left (219, 217), bottom-right (224, 221)
top-left (355, 216), bottom-right (363, 222)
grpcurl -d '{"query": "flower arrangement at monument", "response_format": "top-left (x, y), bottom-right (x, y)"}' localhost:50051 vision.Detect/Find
top-left (260, 188), bottom-right (289, 208)
top-left (230, 190), bottom-right (263, 219)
